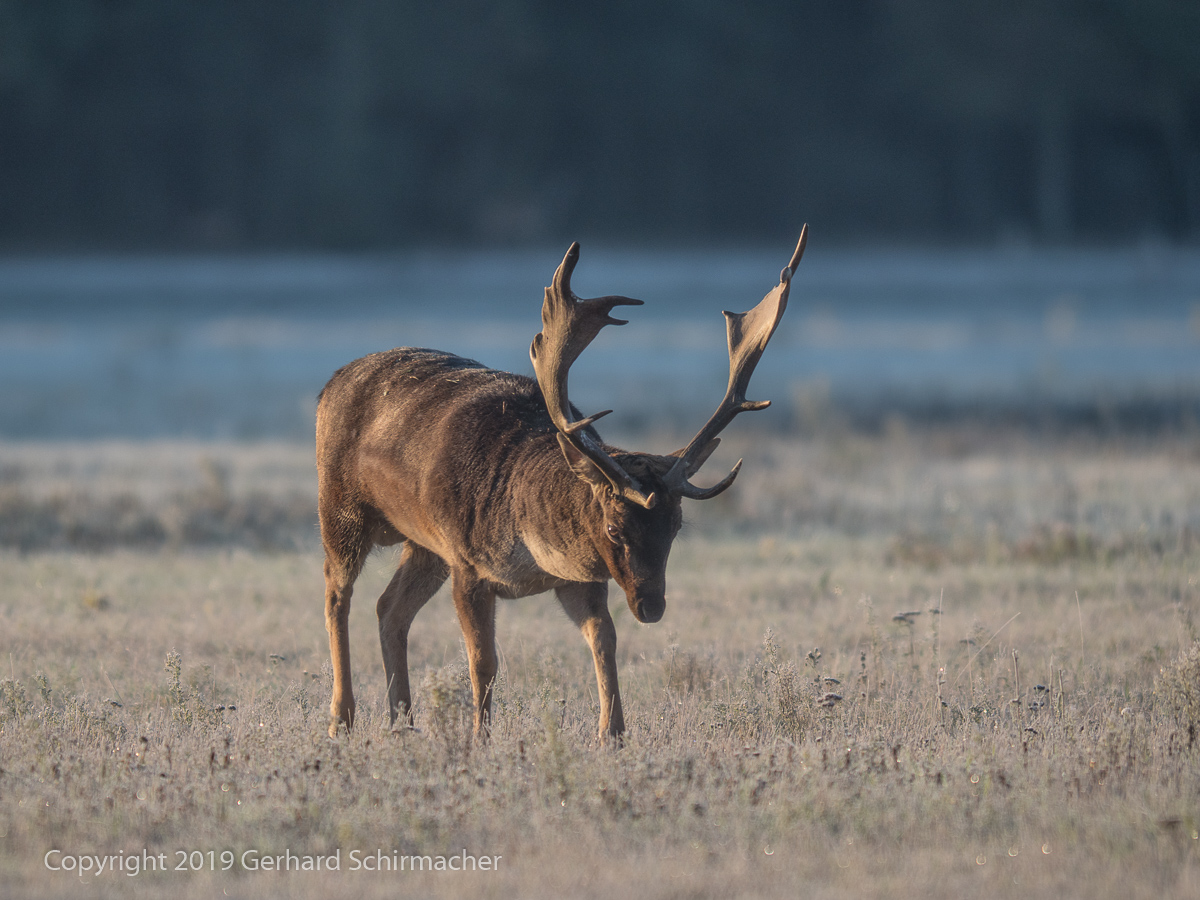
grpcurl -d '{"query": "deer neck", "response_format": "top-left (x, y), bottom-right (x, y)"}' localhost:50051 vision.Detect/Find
top-left (515, 453), bottom-right (608, 584)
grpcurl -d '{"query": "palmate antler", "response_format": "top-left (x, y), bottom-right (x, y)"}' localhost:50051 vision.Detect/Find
top-left (664, 225), bottom-right (808, 499)
top-left (530, 242), bottom-right (658, 509)
top-left (533, 229), bottom-right (807, 507)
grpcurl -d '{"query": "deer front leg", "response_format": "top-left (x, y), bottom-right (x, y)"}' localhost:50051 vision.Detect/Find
top-left (451, 569), bottom-right (498, 739)
top-left (377, 544), bottom-right (448, 729)
top-left (557, 581), bottom-right (625, 740)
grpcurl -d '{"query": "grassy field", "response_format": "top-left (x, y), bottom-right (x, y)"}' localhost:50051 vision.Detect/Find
top-left (1, 427), bottom-right (1198, 898)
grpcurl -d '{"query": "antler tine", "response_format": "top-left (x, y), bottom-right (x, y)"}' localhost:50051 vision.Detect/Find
top-left (531, 243), bottom-right (657, 509)
top-left (666, 226), bottom-right (807, 500)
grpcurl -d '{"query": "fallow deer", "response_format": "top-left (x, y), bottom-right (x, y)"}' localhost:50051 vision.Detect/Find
top-left (316, 227), bottom-right (807, 740)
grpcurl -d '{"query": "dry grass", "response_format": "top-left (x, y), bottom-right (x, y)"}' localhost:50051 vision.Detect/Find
top-left (0, 441), bottom-right (316, 551)
top-left (1, 429), bottom-right (1199, 898)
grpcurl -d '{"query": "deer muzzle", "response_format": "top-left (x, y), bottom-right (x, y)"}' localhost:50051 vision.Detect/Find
top-left (630, 592), bottom-right (666, 624)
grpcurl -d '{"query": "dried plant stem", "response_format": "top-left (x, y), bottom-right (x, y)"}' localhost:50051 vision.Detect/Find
top-left (1076, 590), bottom-right (1086, 670)
top-left (954, 612), bottom-right (1022, 686)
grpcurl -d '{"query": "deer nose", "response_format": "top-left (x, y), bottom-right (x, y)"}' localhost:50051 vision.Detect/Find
top-left (632, 594), bottom-right (665, 624)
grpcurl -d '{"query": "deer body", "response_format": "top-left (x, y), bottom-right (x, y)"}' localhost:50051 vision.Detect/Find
top-left (317, 231), bottom-right (806, 740)
top-left (318, 348), bottom-right (667, 597)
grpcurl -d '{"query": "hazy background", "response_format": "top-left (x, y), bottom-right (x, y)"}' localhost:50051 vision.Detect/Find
top-left (2, 1), bottom-right (1199, 438)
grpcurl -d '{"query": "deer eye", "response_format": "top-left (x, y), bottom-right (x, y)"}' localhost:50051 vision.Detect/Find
top-left (605, 522), bottom-right (622, 544)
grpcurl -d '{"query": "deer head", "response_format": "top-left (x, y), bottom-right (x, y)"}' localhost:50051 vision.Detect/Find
top-left (531, 226), bottom-right (808, 624)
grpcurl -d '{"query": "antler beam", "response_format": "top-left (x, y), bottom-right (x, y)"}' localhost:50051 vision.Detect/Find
top-left (665, 225), bottom-right (808, 500)
top-left (530, 242), bottom-right (658, 509)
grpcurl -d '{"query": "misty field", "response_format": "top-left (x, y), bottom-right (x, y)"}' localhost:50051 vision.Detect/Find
top-left (1, 427), bottom-right (1199, 899)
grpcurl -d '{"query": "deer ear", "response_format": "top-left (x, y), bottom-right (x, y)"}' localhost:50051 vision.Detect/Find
top-left (669, 437), bottom-right (720, 478)
top-left (557, 433), bottom-right (612, 490)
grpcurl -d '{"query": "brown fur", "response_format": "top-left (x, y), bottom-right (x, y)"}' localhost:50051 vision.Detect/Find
top-left (317, 349), bottom-right (680, 739)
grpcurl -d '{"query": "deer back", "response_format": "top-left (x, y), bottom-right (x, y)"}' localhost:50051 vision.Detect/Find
top-left (316, 348), bottom-right (611, 594)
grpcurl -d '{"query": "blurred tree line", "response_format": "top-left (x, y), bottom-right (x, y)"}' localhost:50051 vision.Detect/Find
top-left (1, 0), bottom-right (1198, 249)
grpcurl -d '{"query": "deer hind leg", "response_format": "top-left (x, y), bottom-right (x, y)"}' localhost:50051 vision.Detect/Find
top-left (320, 507), bottom-right (372, 738)
top-left (377, 543), bottom-right (448, 729)
top-left (557, 581), bottom-right (625, 740)
top-left (450, 569), bottom-right (497, 739)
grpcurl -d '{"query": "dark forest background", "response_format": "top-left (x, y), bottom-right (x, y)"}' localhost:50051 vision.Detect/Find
top-left (2, 0), bottom-right (1199, 250)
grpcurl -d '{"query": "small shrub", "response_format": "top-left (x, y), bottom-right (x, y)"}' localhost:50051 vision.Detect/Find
top-left (1156, 640), bottom-right (1200, 739)
top-left (0, 678), bottom-right (30, 721)
top-left (422, 665), bottom-right (473, 764)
